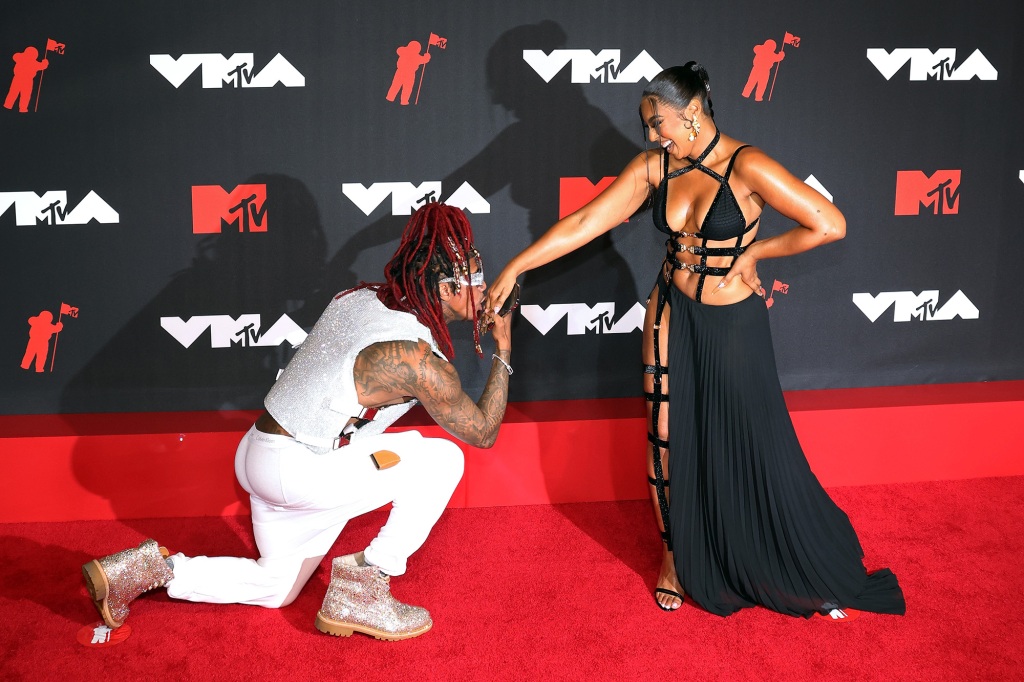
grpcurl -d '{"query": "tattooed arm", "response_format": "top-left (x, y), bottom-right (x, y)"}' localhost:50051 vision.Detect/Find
top-left (414, 343), bottom-right (510, 448)
top-left (353, 333), bottom-right (511, 449)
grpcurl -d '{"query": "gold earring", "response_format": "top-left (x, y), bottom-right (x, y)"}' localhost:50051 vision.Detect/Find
top-left (688, 117), bottom-right (701, 142)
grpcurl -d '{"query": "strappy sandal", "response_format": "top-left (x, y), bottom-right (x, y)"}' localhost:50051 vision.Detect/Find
top-left (654, 588), bottom-right (684, 611)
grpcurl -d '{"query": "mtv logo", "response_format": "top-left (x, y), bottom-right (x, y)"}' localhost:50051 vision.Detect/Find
top-left (866, 48), bottom-right (997, 81)
top-left (160, 314), bottom-right (307, 348)
top-left (150, 53), bottom-right (305, 88)
top-left (520, 302), bottom-right (645, 335)
top-left (341, 181), bottom-right (489, 215)
top-left (894, 171), bottom-right (960, 215)
top-left (192, 185), bottom-right (268, 233)
top-left (852, 290), bottom-right (979, 322)
top-left (559, 177), bottom-right (627, 221)
top-left (0, 190), bottom-right (119, 226)
top-left (523, 49), bottom-right (663, 83)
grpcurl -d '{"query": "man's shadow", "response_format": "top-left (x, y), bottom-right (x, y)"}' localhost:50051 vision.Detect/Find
top-left (60, 174), bottom-right (327, 552)
top-left (328, 21), bottom-right (648, 402)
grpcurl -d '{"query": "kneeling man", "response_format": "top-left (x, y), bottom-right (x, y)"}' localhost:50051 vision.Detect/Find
top-left (83, 202), bottom-right (514, 641)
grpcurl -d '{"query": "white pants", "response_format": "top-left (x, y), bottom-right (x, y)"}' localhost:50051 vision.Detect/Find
top-left (165, 425), bottom-right (464, 608)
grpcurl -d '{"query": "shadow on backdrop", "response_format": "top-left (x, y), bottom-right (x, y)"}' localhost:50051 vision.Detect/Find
top-left (60, 174), bottom-right (327, 547)
top-left (327, 20), bottom-right (645, 401)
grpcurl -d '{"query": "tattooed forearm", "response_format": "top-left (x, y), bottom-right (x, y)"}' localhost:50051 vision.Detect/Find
top-left (354, 340), bottom-right (509, 448)
top-left (418, 351), bottom-right (461, 404)
top-left (417, 349), bottom-right (510, 449)
top-left (474, 350), bottom-right (510, 446)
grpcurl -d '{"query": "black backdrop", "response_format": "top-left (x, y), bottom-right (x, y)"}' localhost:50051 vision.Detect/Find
top-left (2, 0), bottom-right (1021, 415)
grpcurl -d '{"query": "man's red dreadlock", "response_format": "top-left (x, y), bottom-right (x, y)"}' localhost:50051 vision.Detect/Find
top-left (344, 202), bottom-right (481, 359)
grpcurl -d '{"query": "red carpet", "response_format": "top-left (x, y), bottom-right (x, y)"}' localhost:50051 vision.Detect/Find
top-left (2, 476), bottom-right (1022, 681)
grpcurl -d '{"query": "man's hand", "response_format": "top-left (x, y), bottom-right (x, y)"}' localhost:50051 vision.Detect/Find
top-left (488, 309), bottom-right (512, 352)
top-left (478, 303), bottom-right (513, 351)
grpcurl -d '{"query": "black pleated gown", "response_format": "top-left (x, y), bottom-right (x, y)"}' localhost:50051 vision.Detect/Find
top-left (666, 287), bottom-right (905, 617)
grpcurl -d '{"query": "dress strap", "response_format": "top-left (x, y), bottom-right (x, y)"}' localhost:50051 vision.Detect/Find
top-left (647, 273), bottom-right (673, 546)
top-left (647, 432), bottom-right (671, 451)
top-left (724, 144), bottom-right (751, 181)
top-left (666, 129), bottom-right (724, 180)
top-left (668, 239), bottom-right (747, 258)
top-left (685, 129), bottom-right (722, 166)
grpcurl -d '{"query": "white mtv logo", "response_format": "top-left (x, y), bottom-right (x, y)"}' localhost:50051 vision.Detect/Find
top-left (0, 191), bottom-right (118, 225)
top-left (852, 290), bottom-right (979, 322)
top-left (341, 181), bottom-right (490, 215)
top-left (150, 53), bottom-right (305, 88)
top-left (523, 49), bottom-right (662, 83)
top-left (866, 49), bottom-right (997, 81)
top-left (520, 302), bottom-right (646, 335)
top-left (161, 314), bottom-right (308, 348)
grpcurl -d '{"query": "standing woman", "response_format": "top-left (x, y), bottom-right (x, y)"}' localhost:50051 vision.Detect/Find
top-left (486, 63), bottom-right (905, 619)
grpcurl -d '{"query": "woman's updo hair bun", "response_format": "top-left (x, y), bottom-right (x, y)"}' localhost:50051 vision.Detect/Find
top-left (642, 61), bottom-right (714, 119)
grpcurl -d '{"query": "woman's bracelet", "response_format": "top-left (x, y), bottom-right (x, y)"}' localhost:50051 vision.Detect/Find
top-left (492, 353), bottom-right (513, 376)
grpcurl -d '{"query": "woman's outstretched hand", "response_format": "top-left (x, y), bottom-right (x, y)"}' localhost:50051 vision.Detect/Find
top-left (486, 265), bottom-right (520, 314)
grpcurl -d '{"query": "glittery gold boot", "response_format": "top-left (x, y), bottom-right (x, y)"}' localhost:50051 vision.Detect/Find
top-left (315, 554), bottom-right (432, 641)
top-left (82, 539), bottom-right (173, 628)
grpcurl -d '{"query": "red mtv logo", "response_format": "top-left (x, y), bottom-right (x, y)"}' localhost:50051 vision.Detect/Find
top-left (559, 177), bottom-right (627, 221)
top-left (894, 170), bottom-right (960, 215)
top-left (192, 184), bottom-right (268, 233)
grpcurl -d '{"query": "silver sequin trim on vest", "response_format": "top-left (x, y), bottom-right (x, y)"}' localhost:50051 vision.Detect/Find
top-left (264, 289), bottom-right (446, 454)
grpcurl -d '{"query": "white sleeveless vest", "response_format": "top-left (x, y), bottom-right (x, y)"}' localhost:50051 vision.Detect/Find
top-left (264, 288), bottom-right (446, 454)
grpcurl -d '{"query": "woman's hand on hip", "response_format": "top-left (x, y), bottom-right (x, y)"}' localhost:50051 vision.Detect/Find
top-left (715, 252), bottom-right (764, 297)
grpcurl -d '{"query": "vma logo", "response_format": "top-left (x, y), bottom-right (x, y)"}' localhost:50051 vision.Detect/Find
top-left (895, 170), bottom-right (960, 215)
top-left (342, 181), bottom-right (489, 216)
top-left (805, 175), bottom-right (834, 203)
top-left (161, 314), bottom-right (307, 348)
top-left (192, 185), bottom-right (268, 233)
top-left (867, 49), bottom-right (997, 81)
top-left (523, 49), bottom-right (662, 83)
top-left (852, 290), bottom-right (978, 322)
top-left (0, 191), bottom-right (118, 225)
top-left (150, 53), bottom-right (305, 88)
top-left (520, 302), bottom-right (646, 335)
